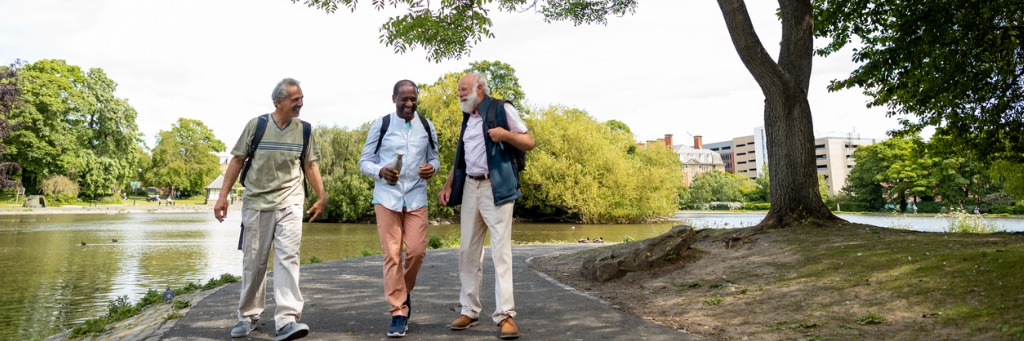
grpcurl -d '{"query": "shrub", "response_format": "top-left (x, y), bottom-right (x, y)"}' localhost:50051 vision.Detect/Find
top-left (744, 202), bottom-right (770, 210)
top-left (41, 175), bottom-right (79, 203)
top-left (836, 201), bottom-right (872, 212)
top-left (944, 210), bottom-right (998, 233)
top-left (915, 201), bottom-right (942, 214)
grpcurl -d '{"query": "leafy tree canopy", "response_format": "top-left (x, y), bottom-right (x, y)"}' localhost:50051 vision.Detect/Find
top-left (293, 0), bottom-right (638, 62)
top-left (0, 61), bottom-right (24, 189)
top-left (4, 59), bottom-right (144, 197)
top-left (147, 118), bottom-right (225, 196)
top-left (814, 0), bottom-right (1024, 162)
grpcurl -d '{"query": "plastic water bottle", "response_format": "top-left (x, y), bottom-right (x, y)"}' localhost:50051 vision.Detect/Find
top-left (387, 152), bottom-right (404, 186)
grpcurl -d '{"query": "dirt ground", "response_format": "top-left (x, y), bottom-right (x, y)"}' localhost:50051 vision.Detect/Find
top-left (527, 225), bottom-right (1024, 340)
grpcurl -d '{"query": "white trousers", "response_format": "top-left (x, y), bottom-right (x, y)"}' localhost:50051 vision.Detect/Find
top-left (237, 204), bottom-right (304, 329)
top-left (458, 178), bottom-right (516, 324)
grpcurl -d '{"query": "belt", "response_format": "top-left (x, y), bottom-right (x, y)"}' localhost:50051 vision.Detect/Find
top-left (467, 173), bottom-right (490, 181)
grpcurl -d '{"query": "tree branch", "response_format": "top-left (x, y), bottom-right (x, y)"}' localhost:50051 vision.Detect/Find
top-left (716, 0), bottom-right (787, 97)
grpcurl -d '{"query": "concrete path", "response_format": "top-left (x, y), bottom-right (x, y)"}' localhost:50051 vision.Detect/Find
top-left (162, 244), bottom-right (694, 340)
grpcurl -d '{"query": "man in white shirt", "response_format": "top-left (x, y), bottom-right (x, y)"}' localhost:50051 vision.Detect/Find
top-left (358, 79), bottom-right (440, 338)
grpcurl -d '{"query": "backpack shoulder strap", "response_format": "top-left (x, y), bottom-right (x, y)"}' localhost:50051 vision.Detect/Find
top-left (300, 120), bottom-right (311, 197)
top-left (374, 114), bottom-right (391, 154)
top-left (417, 114), bottom-right (436, 150)
top-left (250, 114), bottom-right (270, 158)
top-left (240, 114), bottom-right (269, 187)
top-left (486, 100), bottom-right (516, 128)
top-left (300, 120), bottom-right (311, 164)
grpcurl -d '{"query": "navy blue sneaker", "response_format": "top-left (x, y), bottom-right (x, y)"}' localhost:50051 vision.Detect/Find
top-left (387, 315), bottom-right (408, 338)
top-left (275, 322), bottom-right (309, 341)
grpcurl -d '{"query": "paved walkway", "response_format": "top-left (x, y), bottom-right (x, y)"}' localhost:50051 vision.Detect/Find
top-left (162, 244), bottom-right (695, 340)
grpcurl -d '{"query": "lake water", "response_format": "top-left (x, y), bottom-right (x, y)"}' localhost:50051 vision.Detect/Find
top-left (1, 211), bottom-right (1021, 340)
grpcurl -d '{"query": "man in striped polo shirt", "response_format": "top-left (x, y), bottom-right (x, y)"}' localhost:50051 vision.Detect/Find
top-left (214, 78), bottom-right (326, 341)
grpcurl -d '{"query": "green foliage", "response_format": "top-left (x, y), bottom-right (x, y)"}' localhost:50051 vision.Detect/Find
top-left (427, 233), bottom-right (459, 249)
top-left (136, 289), bottom-right (163, 308)
top-left (106, 295), bottom-right (141, 322)
top-left (689, 170), bottom-right (744, 205)
top-left (40, 175), bottom-right (79, 203)
top-left (944, 211), bottom-right (998, 234)
top-left (165, 312), bottom-right (184, 320)
top-left (360, 246), bottom-right (381, 257)
top-left (308, 255), bottom-right (323, 264)
top-left (622, 235), bottom-right (635, 243)
top-left (814, 0), bottom-right (1024, 163)
top-left (311, 125), bottom-right (375, 222)
top-left (855, 311), bottom-right (885, 325)
top-left (69, 318), bottom-right (106, 339)
top-left (202, 273), bottom-right (241, 290)
top-left (0, 61), bottom-right (23, 189)
top-left (703, 296), bottom-right (723, 306)
top-left (744, 202), bottom-right (770, 210)
top-left (989, 160), bottom-right (1024, 198)
top-left (294, 1), bottom-right (638, 62)
top-left (172, 299), bottom-right (191, 309)
top-left (148, 118), bottom-right (224, 197)
top-left (70, 274), bottom-right (239, 339)
top-left (517, 105), bottom-right (681, 223)
top-left (5, 60), bottom-right (143, 197)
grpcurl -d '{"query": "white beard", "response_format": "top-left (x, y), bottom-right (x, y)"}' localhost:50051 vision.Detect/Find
top-left (460, 91), bottom-right (479, 113)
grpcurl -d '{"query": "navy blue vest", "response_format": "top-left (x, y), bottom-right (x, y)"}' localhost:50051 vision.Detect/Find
top-left (446, 96), bottom-right (522, 206)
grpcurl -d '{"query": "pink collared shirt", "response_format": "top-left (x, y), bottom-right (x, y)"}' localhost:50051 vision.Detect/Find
top-left (463, 102), bottom-right (528, 176)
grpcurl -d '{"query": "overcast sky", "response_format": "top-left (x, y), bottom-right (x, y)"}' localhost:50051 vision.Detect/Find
top-left (1, 0), bottom-right (898, 150)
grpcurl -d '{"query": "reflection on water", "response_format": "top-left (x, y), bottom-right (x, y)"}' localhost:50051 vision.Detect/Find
top-left (2, 211), bottom-right (1021, 340)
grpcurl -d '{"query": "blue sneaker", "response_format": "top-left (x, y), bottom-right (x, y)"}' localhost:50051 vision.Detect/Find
top-left (275, 322), bottom-right (309, 341)
top-left (387, 315), bottom-right (408, 338)
top-left (230, 319), bottom-right (258, 338)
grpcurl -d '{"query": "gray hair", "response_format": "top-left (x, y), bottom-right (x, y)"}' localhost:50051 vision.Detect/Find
top-left (465, 72), bottom-right (490, 95)
top-left (272, 78), bottom-right (301, 104)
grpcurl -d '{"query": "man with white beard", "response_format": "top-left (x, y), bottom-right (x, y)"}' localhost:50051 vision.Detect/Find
top-left (438, 72), bottom-right (535, 340)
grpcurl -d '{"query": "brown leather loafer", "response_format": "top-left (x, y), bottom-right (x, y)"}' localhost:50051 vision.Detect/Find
top-left (449, 315), bottom-right (479, 330)
top-left (499, 317), bottom-right (519, 339)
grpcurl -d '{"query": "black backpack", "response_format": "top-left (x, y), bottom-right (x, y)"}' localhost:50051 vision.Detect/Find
top-left (239, 114), bottom-right (312, 187)
top-left (374, 113), bottom-right (436, 154)
top-left (485, 100), bottom-right (527, 174)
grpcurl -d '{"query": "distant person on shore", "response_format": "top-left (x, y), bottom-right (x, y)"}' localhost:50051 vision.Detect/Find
top-left (358, 79), bottom-right (440, 338)
top-left (213, 78), bottom-right (326, 341)
top-left (438, 72), bottom-right (534, 340)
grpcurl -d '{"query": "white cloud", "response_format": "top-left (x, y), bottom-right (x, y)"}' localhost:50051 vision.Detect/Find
top-left (0, 0), bottom-right (897, 149)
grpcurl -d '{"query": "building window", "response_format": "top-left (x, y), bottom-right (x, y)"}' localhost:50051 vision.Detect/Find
top-left (817, 165), bottom-right (828, 169)
top-left (816, 154), bottom-right (826, 159)
top-left (815, 144), bottom-right (826, 149)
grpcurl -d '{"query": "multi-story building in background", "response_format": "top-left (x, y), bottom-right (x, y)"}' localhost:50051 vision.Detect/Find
top-left (813, 134), bottom-right (883, 194)
top-left (643, 134), bottom-right (726, 187)
top-left (707, 127), bottom-right (767, 180)
top-left (703, 128), bottom-right (881, 194)
top-left (671, 135), bottom-right (726, 186)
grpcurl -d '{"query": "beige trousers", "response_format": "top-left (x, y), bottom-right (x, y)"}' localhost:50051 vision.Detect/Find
top-left (375, 205), bottom-right (429, 317)
top-left (458, 178), bottom-right (516, 324)
top-left (237, 204), bottom-right (304, 329)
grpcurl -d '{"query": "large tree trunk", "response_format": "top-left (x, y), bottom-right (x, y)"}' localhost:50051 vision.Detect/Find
top-left (717, 0), bottom-right (842, 230)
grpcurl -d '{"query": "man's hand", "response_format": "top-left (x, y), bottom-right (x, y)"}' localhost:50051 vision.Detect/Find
top-left (438, 184), bottom-right (451, 206)
top-left (418, 163), bottom-right (435, 179)
top-left (379, 165), bottom-right (400, 184)
top-left (487, 127), bottom-right (510, 143)
top-left (213, 197), bottom-right (229, 222)
top-left (306, 197), bottom-right (326, 222)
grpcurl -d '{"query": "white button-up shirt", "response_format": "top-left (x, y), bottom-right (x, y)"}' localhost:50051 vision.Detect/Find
top-left (464, 102), bottom-right (528, 176)
top-left (358, 112), bottom-right (440, 212)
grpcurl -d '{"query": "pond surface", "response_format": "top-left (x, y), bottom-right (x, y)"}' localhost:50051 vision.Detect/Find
top-left (2, 211), bottom-right (1021, 340)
